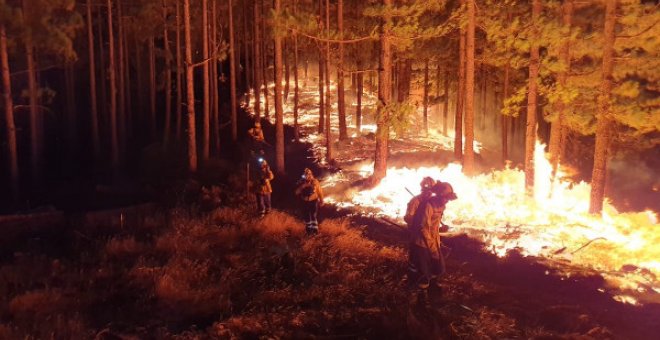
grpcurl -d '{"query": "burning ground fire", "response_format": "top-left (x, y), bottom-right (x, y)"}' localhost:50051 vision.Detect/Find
top-left (243, 80), bottom-right (660, 305)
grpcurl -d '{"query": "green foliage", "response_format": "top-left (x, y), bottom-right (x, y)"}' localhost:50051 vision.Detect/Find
top-left (376, 101), bottom-right (416, 136)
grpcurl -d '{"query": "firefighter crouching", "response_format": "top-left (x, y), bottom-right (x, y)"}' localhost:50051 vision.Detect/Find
top-left (295, 168), bottom-right (324, 235)
top-left (406, 179), bottom-right (457, 300)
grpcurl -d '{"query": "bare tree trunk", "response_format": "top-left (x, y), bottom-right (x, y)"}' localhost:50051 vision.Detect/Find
top-left (117, 0), bottom-right (126, 149)
top-left (184, 0), bottom-right (197, 172)
top-left (107, 0), bottom-right (120, 171)
top-left (454, 8), bottom-right (465, 161)
top-left (318, 48), bottom-right (325, 133)
top-left (337, 0), bottom-right (348, 140)
top-left (423, 59), bottom-right (429, 135)
top-left (372, 0), bottom-right (392, 183)
top-left (212, 0), bottom-right (220, 154)
top-left (324, 0), bottom-right (333, 161)
top-left (293, 2), bottom-right (300, 142)
top-left (229, 0), bottom-right (238, 142)
top-left (502, 63), bottom-right (510, 163)
top-left (24, 2), bottom-right (41, 182)
top-left (163, 0), bottom-right (172, 149)
top-left (274, 0), bottom-right (285, 173)
top-left (86, 0), bottom-right (100, 160)
top-left (148, 36), bottom-right (157, 140)
top-left (243, 0), bottom-right (251, 103)
top-left (443, 69), bottom-right (449, 136)
top-left (175, 0), bottom-right (183, 141)
top-left (524, 0), bottom-right (541, 195)
top-left (122, 4), bottom-right (132, 141)
top-left (356, 63), bottom-right (363, 133)
top-left (201, 0), bottom-right (210, 161)
top-left (463, 0), bottom-right (476, 175)
top-left (261, 0), bottom-right (269, 118)
top-left (284, 40), bottom-right (290, 101)
top-left (64, 62), bottom-right (77, 158)
top-left (549, 0), bottom-right (573, 174)
top-left (589, 0), bottom-right (616, 214)
top-left (253, 0), bottom-right (262, 118)
top-left (96, 8), bottom-right (107, 126)
top-left (1, 24), bottom-right (19, 200)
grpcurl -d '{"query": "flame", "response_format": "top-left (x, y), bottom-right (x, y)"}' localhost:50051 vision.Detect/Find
top-left (324, 142), bottom-right (660, 303)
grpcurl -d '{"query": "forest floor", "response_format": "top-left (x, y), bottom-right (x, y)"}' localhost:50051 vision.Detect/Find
top-left (1, 87), bottom-right (659, 338)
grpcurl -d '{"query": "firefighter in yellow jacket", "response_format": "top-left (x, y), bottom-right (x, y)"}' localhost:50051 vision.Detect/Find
top-left (256, 159), bottom-right (274, 216)
top-left (295, 168), bottom-right (324, 235)
top-left (408, 181), bottom-right (456, 297)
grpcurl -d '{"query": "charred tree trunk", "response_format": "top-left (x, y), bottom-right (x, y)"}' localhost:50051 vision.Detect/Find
top-left (589, 0), bottom-right (616, 214)
top-left (502, 63), bottom-right (510, 163)
top-left (148, 36), bottom-right (157, 141)
top-left (163, 0), bottom-right (173, 149)
top-left (175, 0), bottom-right (183, 141)
top-left (212, 0), bottom-right (220, 154)
top-left (324, 0), bottom-right (333, 162)
top-left (443, 69), bottom-right (449, 136)
top-left (24, 19), bottom-right (41, 182)
top-left (184, 0), bottom-right (197, 172)
top-left (253, 0), bottom-right (262, 118)
top-left (86, 0), bottom-right (100, 160)
top-left (1, 24), bottom-right (19, 200)
top-left (423, 59), bottom-right (430, 135)
top-left (454, 11), bottom-right (466, 161)
top-left (64, 62), bottom-right (77, 158)
top-left (318, 48), bottom-right (325, 134)
top-left (463, 0), bottom-right (476, 175)
top-left (284, 40), bottom-right (290, 102)
top-left (549, 0), bottom-right (573, 174)
top-left (202, 0), bottom-right (210, 161)
top-left (107, 0), bottom-right (120, 171)
top-left (337, 0), bottom-right (347, 140)
top-left (261, 0), bottom-right (269, 118)
top-left (229, 0), bottom-right (238, 142)
top-left (356, 65), bottom-right (363, 133)
top-left (97, 7), bottom-right (107, 126)
top-left (117, 0), bottom-right (126, 149)
top-left (293, 1), bottom-right (300, 142)
top-left (372, 0), bottom-right (392, 183)
top-left (243, 0), bottom-right (251, 103)
top-left (274, 0), bottom-right (285, 173)
top-left (524, 0), bottom-right (541, 196)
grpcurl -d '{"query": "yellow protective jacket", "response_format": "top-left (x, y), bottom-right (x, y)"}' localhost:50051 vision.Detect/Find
top-left (409, 196), bottom-right (446, 256)
top-left (257, 168), bottom-right (274, 194)
top-left (295, 178), bottom-right (323, 202)
top-left (404, 192), bottom-right (432, 226)
top-left (248, 127), bottom-right (265, 142)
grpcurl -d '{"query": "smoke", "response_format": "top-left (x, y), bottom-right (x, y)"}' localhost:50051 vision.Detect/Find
top-left (608, 154), bottom-right (660, 213)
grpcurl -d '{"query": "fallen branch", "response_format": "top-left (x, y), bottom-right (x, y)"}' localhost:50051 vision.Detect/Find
top-left (571, 237), bottom-right (607, 255)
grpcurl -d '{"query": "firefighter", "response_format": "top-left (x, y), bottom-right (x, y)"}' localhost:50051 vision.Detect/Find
top-left (408, 181), bottom-right (456, 303)
top-left (404, 177), bottom-right (436, 290)
top-left (256, 159), bottom-right (274, 216)
top-left (247, 121), bottom-right (266, 155)
top-left (295, 168), bottom-right (324, 235)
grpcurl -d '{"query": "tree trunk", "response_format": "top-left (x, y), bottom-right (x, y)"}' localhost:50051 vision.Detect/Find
top-left (229, 0), bottom-right (238, 142)
top-left (284, 40), bottom-right (290, 102)
top-left (163, 0), bottom-right (172, 149)
top-left (86, 0), bottom-right (100, 160)
top-left (372, 0), bottom-right (393, 183)
top-left (549, 0), bottom-right (573, 174)
top-left (318, 48), bottom-right (325, 133)
top-left (356, 65), bottom-right (363, 133)
top-left (148, 36), bottom-right (157, 141)
top-left (443, 69), bottom-right (449, 136)
top-left (253, 0), bottom-right (262, 118)
top-left (274, 0), bottom-right (285, 174)
top-left (524, 0), bottom-right (541, 196)
top-left (211, 0), bottom-right (219, 154)
top-left (454, 10), bottom-right (466, 161)
top-left (107, 0), bottom-right (120, 171)
top-left (64, 62), bottom-right (77, 158)
top-left (502, 63), bottom-right (510, 163)
top-left (1, 24), bottom-right (19, 200)
top-left (261, 0), bottom-right (269, 118)
top-left (201, 0), bottom-right (210, 161)
top-left (589, 0), bottom-right (616, 214)
top-left (122, 3), bottom-right (132, 141)
top-left (24, 19), bottom-right (41, 182)
top-left (293, 4), bottom-right (300, 142)
top-left (463, 0), bottom-right (476, 175)
top-left (324, 0), bottom-right (333, 162)
top-left (184, 0), bottom-right (197, 172)
top-left (423, 59), bottom-right (429, 135)
top-left (117, 0), bottom-right (126, 149)
top-left (337, 0), bottom-right (348, 140)
top-left (97, 6), bottom-right (107, 125)
top-left (175, 0), bottom-right (183, 141)
top-left (242, 0), bottom-right (251, 103)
